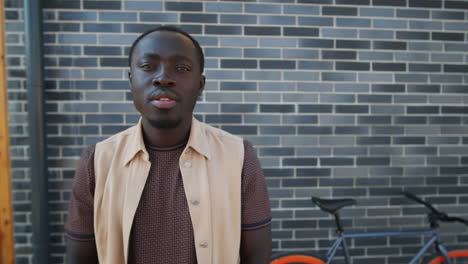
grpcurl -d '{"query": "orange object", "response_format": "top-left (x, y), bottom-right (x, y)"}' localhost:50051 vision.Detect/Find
top-left (428, 250), bottom-right (468, 264)
top-left (0, 0), bottom-right (16, 262)
top-left (270, 254), bottom-right (326, 264)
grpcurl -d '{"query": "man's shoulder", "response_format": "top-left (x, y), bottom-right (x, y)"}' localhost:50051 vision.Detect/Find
top-left (96, 123), bottom-right (139, 150)
top-left (198, 120), bottom-right (243, 144)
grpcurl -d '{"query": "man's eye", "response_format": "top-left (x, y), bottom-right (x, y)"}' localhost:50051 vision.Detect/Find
top-left (176, 65), bottom-right (191, 72)
top-left (140, 64), bottom-right (153, 70)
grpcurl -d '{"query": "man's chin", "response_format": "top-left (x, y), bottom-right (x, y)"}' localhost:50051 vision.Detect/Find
top-left (148, 119), bottom-right (181, 130)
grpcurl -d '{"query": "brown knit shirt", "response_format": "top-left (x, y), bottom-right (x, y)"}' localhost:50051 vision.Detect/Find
top-left (65, 140), bottom-right (271, 264)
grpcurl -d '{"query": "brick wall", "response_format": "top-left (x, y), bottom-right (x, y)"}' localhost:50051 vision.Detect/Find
top-left (5, 0), bottom-right (468, 263)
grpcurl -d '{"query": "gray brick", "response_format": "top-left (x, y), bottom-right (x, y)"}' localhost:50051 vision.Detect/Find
top-left (320, 94), bottom-right (355, 103)
top-left (181, 13), bottom-right (217, 23)
top-left (221, 82), bottom-right (256, 91)
top-left (205, 3), bottom-right (242, 13)
top-left (322, 6), bottom-right (357, 16)
top-left (245, 71), bottom-right (281, 81)
top-left (374, 19), bottom-right (407, 29)
top-left (322, 72), bottom-right (356, 82)
top-left (220, 37), bottom-right (255, 47)
top-left (283, 27), bottom-right (318, 37)
top-left (444, 22), bottom-right (468, 32)
top-left (84, 69), bottom-right (121, 79)
top-left (99, 12), bottom-right (137, 21)
top-left (431, 53), bottom-right (463, 63)
top-left (359, 51), bottom-right (393, 61)
top-left (445, 0), bottom-right (468, 9)
top-left (98, 34), bottom-right (135, 45)
top-left (298, 16), bottom-right (333, 26)
top-left (260, 83), bottom-right (296, 92)
top-left (283, 94), bottom-right (318, 103)
top-left (102, 103), bottom-right (135, 113)
top-left (221, 104), bottom-right (257, 113)
top-left (139, 12), bottom-right (177, 22)
top-left (432, 32), bottom-right (464, 41)
top-left (395, 73), bottom-right (428, 83)
top-left (337, 18), bottom-right (371, 27)
top-left (205, 92), bottom-right (241, 102)
top-left (244, 114), bottom-right (280, 124)
top-left (260, 15), bottom-right (295, 25)
top-left (165, 1), bottom-right (202, 11)
top-left (58, 11), bottom-right (97, 21)
top-left (410, 21), bottom-right (443, 31)
top-left (245, 26), bottom-right (280, 36)
top-left (395, 52), bottom-right (429, 62)
top-left (284, 5), bottom-right (320, 15)
top-left (84, 46), bottom-right (121, 56)
top-left (260, 126), bottom-right (296, 135)
top-left (58, 34), bottom-right (97, 44)
top-left (124, 1), bottom-right (162, 11)
top-left (205, 114), bottom-right (242, 124)
top-left (299, 38), bottom-right (334, 48)
top-left (397, 9), bottom-right (429, 19)
top-left (221, 125), bottom-right (257, 135)
top-left (337, 40), bottom-right (371, 49)
top-left (205, 48), bottom-right (241, 58)
top-left (260, 60), bottom-right (295, 69)
top-left (337, 62), bottom-right (370, 71)
top-left (221, 59), bottom-right (256, 69)
top-left (284, 72), bottom-right (320, 81)
top-left (322, 28), bottom-right (357, 38)
top-left (284, 49), bottom-right (319, 59)
top-left (83, 0), bottom-right (121, 10)
top-left (220, 14), bottom-right (257, 24)
top-left (244, 48), bottom-right (281, 58)
top-left (245, 4), bottom-right (281, 14)
top-left (44, 0), bottom-right (80, 9)
top-left (206, 70), bottom-right (242, 80)
top-left (374, 41), bottom-right (407, 50)
top-left (282, 115), bottom-right (318, 125)
top-left (359, 29), bottom-right (393, 39)
top-left (430, 74), bottom-right (463, 83)
top-left (298, 61), bottom-right (332, 70)
top-left (360, 7), bottom-right (394, 17)
top-left (319, 115), bottom-right (355, 125)
top-left (260, 104), bottom-right (295, 113)
top-left (336, 105), bottom-right (369, 113)
top-left (397, 31), bottom-right (430, 40)
top-left (432, 10), bottom-right (465, 20)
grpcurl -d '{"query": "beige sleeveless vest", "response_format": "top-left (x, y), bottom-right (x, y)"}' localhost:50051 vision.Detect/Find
top-left (93, 117), bottom-right (244, 264)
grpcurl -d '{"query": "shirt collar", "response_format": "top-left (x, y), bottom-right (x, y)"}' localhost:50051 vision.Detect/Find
top-left (123, 117), bottom-right (211, 166)
top-left (186, 117), bottom-right (211, 160)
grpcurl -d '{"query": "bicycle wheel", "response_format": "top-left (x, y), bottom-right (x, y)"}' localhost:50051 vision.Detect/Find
top-left (270, 252), bottom-right (326, 264)
top-left (428, 250), bottom-right (468, 264)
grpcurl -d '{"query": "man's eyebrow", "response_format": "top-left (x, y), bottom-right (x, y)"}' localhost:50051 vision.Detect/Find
top-left (142, 53), bottom-right (193, 63)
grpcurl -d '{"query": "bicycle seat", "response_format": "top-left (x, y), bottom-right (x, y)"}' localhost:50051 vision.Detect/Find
top-left (311, 197), bottom-right (356, 214)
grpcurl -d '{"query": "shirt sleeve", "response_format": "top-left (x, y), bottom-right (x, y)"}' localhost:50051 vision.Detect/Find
top-left (241, 140), bottom-right (272, 231)
top-left (65, 145), bottom-right (96, 241)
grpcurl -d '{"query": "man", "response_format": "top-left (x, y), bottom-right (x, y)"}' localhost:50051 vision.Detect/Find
top-left (65, 26), bottom-right (272, 264)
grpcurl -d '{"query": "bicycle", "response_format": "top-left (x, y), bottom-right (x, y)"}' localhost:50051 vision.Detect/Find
top-left (270, 192), bottom-right (468, 264)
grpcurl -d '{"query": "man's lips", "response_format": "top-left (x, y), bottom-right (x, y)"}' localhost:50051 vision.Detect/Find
top-left (149, 95), bottom-right (177, 109)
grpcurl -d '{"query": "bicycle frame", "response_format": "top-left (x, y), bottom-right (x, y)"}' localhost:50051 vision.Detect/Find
top-left (325, 228), bottom-right (453, 264)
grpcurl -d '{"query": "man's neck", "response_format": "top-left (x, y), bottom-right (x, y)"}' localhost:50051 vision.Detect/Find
top-left (141, 118), bottom-right (192, 147)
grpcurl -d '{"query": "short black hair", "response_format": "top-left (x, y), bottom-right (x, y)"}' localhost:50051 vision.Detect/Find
top-left (128, 25), bottom-right (204, 73)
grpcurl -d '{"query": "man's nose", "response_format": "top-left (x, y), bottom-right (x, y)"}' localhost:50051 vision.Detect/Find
top-left (152, 69), bottom-right (175, 87)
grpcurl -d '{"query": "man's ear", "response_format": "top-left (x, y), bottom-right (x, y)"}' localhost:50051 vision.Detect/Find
top-left (198, 75), bottom-right (206, 96)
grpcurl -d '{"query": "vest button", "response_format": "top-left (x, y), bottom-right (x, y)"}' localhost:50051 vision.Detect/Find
top-left (191, 200), bottom-right (200, 205)
top-left (199, 241), bottom-right (208, 248)
top-left (185, 147), bottom-right (191, 153)
top-left (183, 161), bottom-right (192, 168)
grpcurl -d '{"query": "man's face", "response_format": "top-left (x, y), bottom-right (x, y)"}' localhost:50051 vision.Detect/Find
top-left (129, 31), bottom-right (205, 130)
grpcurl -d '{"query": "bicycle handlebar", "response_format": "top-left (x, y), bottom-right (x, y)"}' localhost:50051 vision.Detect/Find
top-left (401, 191), bottom-right (468, 226)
